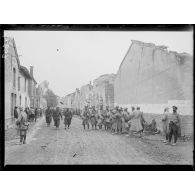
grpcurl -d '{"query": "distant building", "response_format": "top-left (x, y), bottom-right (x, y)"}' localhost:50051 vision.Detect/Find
top-left (63, 93), bottom-right (73, 108)
top-left (79, 83), bottom-right (93, 110)
top-left (63, 74), bottom-right (116, 111)
top-left (92, 74), bottom-right (115, 109)
top-left (72, 88), bottom-right (81, 110)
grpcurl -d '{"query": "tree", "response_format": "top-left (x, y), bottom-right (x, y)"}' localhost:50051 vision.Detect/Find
top-left (43, 89), bottom-right (58, 107)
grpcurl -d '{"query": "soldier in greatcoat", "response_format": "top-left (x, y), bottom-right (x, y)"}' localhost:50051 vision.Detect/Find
top-left (97, 106), bottom-right (104, 130)
top-left (53, 107), bottom-right (62, 129)
top-left (129, 107), bottom-right (145, 137)
top-left (63, 108), bottom-right (73, 129)
top-left (102, 106), bottom-right (111, 130)
top-left (45, 106), bottom-right (52, 126)
top-left (90, 106), bottom-right (97, 129)
top-left (16, 107), bottom-right (29, 144)
top-left (122, 108), bottom-right (130, 133)
top-left (161, 107), bottom-right (170, 143)
top-left (81, 106), bottom-right (90, 130)
top-left (111, 109), bottom-right (117, 134)
top-left (115, 107), bottom-right (123, 134)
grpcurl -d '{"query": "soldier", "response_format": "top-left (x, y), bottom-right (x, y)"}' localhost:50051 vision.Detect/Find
top-left (81, 106), bottom-right (90, 130)
top-left (126, 106), bottom-right (136, 137)
top-left (122, 108), bottom-right (130, 133)
top-left (52, 107), bottom-right (56, 126)
top-left (90, 106), bottom-right (97, 129)
top-left (162, 107), bottom-right (170, 143)
top-left (34, 107), bottom-right (38, 122)
top-left (17, 107), bottom-right (29, 144)
top-left (116, 107), bottom-right (123, 134)
top-left (131, 107), bottom-right (145, 137)
top-left (104, 106), bottom-right (111, 130)
top-left (24, 107), bottom-right (30, 122)
top-left (111, 109), bottom-right (117, 134)
top-left (97, 106), bottom-right (104, 130)
top-left (63, 108), bottom-right (73, 129)
top-left (165, 106), bottom-right (181, 146)
top-left (53, 107), bottom-right (62, 129)
top-left (45, 106), bottom-right (52, 126)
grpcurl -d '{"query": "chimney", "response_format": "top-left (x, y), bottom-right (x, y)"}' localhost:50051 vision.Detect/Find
top-left (30, 66), bottom-right (33, 76)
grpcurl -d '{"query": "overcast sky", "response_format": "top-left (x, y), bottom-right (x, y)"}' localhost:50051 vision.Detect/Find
top-left (5, 30), bottom-right (193, 97)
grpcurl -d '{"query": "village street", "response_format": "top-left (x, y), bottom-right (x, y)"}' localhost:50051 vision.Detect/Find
top-left (5, 116), bottom-right (193, 165)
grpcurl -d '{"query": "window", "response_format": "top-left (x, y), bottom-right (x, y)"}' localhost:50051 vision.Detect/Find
top-left (13, 68), bottom-right (16, 88)
top-left (18, 77), bottom-right (20, 91)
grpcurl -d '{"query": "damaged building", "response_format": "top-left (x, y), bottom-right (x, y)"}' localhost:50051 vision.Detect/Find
top-left (92, 74), bottom-right (115, 109)
top-left (114, 40), bottom-right (193, 135)
top-left (64, 74), bottom-right (116, 111)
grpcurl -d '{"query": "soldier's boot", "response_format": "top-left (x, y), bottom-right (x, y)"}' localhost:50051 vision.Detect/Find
top-left (83, 124), bottom-right (85, 130)
top-left (87, 124), bottom-right (89, 129)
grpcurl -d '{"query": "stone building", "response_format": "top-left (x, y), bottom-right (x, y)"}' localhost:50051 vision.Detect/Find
top-left (92, 74), bottom-right (115, 109)
top-left (63, 93), bottom-right (73, 108)
top-left (72, 88), bottom-right (81, 110)
top-left (5, 37), bottom-right (20, 128)
top-left (4, 38), bottom-right (31, 129)
top-left (18, 66), bottom-right (31, 108)
top-left (63, 74), bottom-right (116, 111)
top-left (114, 40), bottom-right (193, 135)
top-left (79, 83), bottom-right (93, 110)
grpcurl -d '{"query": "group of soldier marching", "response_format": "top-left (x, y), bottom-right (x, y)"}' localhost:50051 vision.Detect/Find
top-left (15, 103), bottom-right (181, 147)
top-left (44, 104), bottom-right (181, 146)
top-left (45, 106), bottom-right (72, 129)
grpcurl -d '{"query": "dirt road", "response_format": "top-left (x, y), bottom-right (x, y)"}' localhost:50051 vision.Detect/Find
top-left (5, 117), bottom-right (193, 165)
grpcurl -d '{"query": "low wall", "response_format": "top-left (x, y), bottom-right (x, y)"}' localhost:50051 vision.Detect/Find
top-left (143, 113), bottom-right (193, 136)
top-left (115, 102), bottom-right (193, 136)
